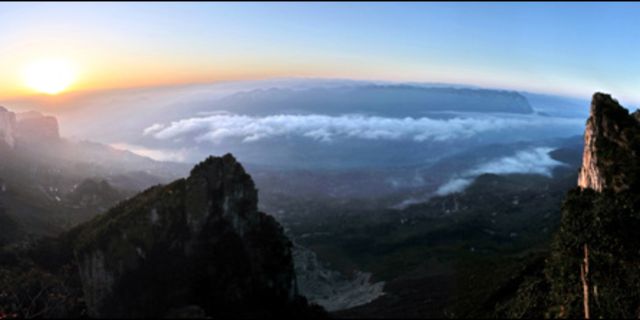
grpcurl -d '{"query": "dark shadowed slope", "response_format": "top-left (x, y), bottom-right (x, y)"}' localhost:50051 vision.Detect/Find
top-left (0, 154), bottom-right (326, 319)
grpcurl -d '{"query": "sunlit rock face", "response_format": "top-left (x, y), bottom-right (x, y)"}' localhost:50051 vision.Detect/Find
top-left (578, 116), bottom-right (604, 191)
top-left (542, 94), bottom-right (640, 318)
top-left (68, 154), bottom-right (317, 318)
top-left (577, 93), bottom-right (640, 192)
top-left (0, 106), bottom-right (16, 148)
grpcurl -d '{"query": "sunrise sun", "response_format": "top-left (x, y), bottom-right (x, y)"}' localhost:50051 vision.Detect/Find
top-left (22, 59), bottom-right (76, 95)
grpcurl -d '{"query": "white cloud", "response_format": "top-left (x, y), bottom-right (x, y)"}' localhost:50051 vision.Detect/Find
top-left (145, 114), bottom-right (583, 144)
top-left (435, 147), bottom-right (567, 196)
top-left (110, 143), bottom-right (190, 163)
top-left (143, 123), bottom-right (165, 136)
top-left (434, 178), bottom-right (473, 196)
top-left (392, 147), bottom-right (568, 209)
top-left (467, 147), bottom-right (565, 177)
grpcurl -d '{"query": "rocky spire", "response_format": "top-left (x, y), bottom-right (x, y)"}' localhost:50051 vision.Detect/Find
top-left (577, 93), bottom-right (640, 192)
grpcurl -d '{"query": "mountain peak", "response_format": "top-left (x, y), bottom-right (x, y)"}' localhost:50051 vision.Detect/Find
top-left (68, 153), bottom-right (315, 318)
top-left (577, 92), bottom-right (640, 192)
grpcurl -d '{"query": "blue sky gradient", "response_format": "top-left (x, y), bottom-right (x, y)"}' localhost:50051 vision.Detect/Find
top-left (1, 2), bottom-right (639, 102)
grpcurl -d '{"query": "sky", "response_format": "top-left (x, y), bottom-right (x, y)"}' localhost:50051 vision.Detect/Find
top-left (1, 2), bottom-right (639, 102)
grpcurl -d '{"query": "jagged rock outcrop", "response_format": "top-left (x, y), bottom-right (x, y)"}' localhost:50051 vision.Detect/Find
top-left (0, 106), bottom-right (16, 148)
top-left (65, 154), bottom-right (323, 318)
top-left (15, 111), bottom-right (60, 143)
top-left (577, 92), bottom-right (640, 192)
top-left (0, 107), bottom-right (61, 148)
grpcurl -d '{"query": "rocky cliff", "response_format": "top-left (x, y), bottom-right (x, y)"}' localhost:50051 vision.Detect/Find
top-left (0, 106), bottom-right (16, 148)
top-left (496, 93), bottom-right (640, 318)
top-left (15, 111), bottom-right (61, 143)
top-left (63, 154), bottom-right (323, 318)
top-left (0, 108), bottom-right (61, 148)
top-left (577, 92), bottom-right (640, 192)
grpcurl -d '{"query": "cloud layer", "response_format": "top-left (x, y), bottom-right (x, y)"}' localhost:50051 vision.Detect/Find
top-left (144, 114), bottom-right (583, 144)
top-left (110, 143), bottom-right (191, 163)
top-left (467, 147), bottom-right (565, 177)
top-left (434, 178), bottom-right (474, 196)
top-left (434, 147), bottom-right (566, 196)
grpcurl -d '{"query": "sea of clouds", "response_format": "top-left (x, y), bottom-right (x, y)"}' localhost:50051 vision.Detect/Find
top-left (143, 113), bottom-right (583, 144)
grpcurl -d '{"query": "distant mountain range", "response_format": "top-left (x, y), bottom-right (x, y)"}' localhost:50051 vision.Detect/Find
top-left (0, 79), bottom-right (588, 158)
top-left (191, 85), bottom-right (534, 117)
